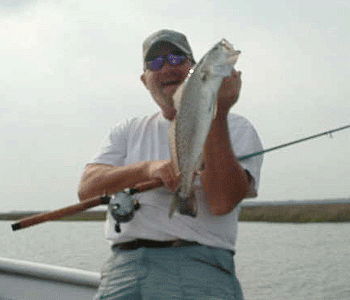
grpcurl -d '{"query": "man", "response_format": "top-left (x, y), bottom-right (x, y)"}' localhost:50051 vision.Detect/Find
top-left (78, 29), bottom-right (263, 300)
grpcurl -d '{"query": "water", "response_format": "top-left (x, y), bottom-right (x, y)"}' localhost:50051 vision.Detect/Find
top-left (1, 221), bottom-right (350, 300)
top-left (236, 222), bottom-right (350, 300)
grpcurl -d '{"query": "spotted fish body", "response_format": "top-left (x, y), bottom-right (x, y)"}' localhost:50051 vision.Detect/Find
top-left (168, 39), bottom-right (240, 217)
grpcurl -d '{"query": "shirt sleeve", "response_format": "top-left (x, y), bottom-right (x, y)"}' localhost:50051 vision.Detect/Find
top-left (228, 114), bottom-right (264, 198)
top-left (88, 119), bottom-right (130, 167)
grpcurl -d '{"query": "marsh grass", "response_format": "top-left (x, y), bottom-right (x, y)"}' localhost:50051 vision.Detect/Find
top-left (239, 203), bottom-right (350, 222)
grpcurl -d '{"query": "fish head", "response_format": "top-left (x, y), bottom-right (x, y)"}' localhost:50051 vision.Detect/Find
top-left (196, 39), bottom-right (241, 80)
top-left (219, 39), bottom-right (241, 65)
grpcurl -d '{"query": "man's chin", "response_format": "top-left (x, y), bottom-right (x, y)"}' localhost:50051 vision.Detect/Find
top-left (162, 84), bottom-right (180, 96)
top-left (163, 106), bottom-right (177, 121)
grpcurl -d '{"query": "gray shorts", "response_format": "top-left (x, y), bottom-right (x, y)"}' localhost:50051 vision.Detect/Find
top-left (94, 244), bottom-right (244, 300)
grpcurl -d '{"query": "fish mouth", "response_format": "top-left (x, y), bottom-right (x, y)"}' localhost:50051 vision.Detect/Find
top-left (219, 39), bottom-right (241, 64)
top-left (227, 52), bottom-right (240, 65)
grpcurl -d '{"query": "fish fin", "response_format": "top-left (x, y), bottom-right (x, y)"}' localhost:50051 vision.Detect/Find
top-left (168, 121), bottom-right (180, 174)
top-left (195, 153), bottom-right (204, 172)
top-left (213, 99), bottom-right (218, 119)
top-left (168, 196), bottom-right (177, 218)
top-left (169, 189), bottom-right (181, 218)
top-left (172, 78), bottom-right (186, 111)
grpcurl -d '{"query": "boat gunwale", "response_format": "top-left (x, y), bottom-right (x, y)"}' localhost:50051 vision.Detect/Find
top-left (0, 257), bottom-right (100, 288)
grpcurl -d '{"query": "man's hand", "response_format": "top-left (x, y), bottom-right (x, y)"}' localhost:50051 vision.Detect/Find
top-left (78, 160), bottom-right (181, 202)
top-left (146, 160), bottom-right (180, 192)
top-left (216, 70), bottom-right (242, 117)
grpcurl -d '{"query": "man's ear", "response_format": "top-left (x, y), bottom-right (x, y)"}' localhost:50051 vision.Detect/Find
top-left (140, 74), bottom-right (148, 89)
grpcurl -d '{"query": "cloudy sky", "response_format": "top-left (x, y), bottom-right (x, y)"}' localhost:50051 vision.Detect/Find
top-left (1, 0), bottom-right (349, 212)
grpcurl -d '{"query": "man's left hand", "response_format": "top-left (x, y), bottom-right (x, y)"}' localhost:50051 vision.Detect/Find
top-left (216, 70), bottom-right (242, 117)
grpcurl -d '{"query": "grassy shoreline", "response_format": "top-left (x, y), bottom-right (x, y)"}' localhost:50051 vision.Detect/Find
top-left (2, 202), bottom-right (350, 223)
top-left (239, 202), bottom-right (350, 222)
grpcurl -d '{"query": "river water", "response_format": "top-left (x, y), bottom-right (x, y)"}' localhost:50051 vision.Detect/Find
top-left (1, 221), bottom-right (350, 300)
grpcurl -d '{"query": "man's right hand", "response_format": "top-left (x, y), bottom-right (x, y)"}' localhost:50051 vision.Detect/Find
top-left (146, 160), bottom-right (180, 192)
top-left (78, 160), bottom-right (180, 202)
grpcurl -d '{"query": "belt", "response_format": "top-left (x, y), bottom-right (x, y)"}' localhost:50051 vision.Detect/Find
top-left (113, 239), bottom-right (201, 251)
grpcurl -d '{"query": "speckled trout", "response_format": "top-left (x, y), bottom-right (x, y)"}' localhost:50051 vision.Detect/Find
top-left (168, 39), bottom-right (240, 217)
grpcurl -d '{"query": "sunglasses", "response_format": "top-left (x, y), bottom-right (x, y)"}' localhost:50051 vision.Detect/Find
top-left (146, 53), bottom-right (187, 71)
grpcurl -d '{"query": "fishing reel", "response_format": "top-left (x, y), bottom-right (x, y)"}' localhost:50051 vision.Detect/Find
top-left (107, 191), bottom-right (141, 233)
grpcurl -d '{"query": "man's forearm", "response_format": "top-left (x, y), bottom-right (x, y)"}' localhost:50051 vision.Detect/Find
top-left (78, 159), bottom-right (179, 201)
top-left (201, 116), bottom-right (249, 215)
top-left (78, 162), bottom-right (151, 201)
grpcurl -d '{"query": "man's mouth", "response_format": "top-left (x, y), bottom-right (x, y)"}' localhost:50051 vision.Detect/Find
top-left (162, 80), bottom-right (182, 87)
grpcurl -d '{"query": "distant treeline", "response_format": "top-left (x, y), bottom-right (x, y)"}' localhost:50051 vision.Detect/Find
top-left (2, 201), bottom-right (350, 223)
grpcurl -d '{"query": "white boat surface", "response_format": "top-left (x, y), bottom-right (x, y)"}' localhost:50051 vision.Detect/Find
top-left (0, 257), bottom-right (99, 300)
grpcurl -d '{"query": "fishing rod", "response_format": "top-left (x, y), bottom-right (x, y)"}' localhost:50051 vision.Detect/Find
top-left (11, 124), bottom-right (350, 231)
top-left (238, 124), bottom-right (350, 161)
top-left (11, 180), bottom-right (162, 231)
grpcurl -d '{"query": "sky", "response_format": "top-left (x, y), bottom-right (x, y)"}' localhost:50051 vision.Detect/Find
top-left (0, 0), bottom-right (349, 212)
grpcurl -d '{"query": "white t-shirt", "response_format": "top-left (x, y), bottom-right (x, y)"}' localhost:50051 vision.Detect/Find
top-left (90, 112), bottom-right (263, 251)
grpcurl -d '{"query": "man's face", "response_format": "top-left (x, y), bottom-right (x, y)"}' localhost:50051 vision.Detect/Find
top-left (141, 43), bottom-right (193, 120)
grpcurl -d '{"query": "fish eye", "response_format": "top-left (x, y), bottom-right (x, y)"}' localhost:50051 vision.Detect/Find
top-left (200, 71), bottom-right (208, 81)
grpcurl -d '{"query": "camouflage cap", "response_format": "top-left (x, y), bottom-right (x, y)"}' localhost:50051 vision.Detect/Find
top-left (142, 29), bottom-right (195, 70)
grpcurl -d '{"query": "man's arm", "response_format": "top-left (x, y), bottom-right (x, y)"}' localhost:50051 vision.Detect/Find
top-left (200, 70), bottom-right (250, 216)
top-left (200, 117), bottom-right (250, 216)
top-left (78, 160), bottom-right (179, 201)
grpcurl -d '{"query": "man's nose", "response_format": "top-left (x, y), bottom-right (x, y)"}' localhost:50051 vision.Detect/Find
top-left (159, 59), bottom-right (174, 73)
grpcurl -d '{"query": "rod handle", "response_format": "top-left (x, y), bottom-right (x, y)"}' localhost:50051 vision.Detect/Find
top-left (11, 197), bottom-right (105, 231)
top-left (11, 179), bottom-right (163, 231)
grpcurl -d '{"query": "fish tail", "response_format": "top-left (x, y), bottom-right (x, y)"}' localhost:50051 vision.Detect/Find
top-left (169, 191), bottom-right (197, 218)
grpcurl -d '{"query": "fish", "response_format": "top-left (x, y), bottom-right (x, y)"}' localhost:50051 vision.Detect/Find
top-left (168, 39), bottom-right (241, 217)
